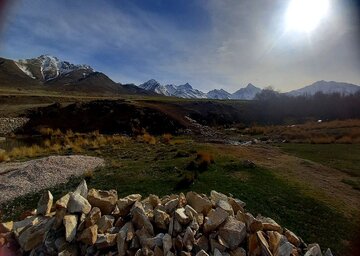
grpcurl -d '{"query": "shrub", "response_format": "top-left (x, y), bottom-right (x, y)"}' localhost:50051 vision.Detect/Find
top-left (137, 133), bottom-right (157, 145)
top-left (162, 133), bottom-right (173, 144)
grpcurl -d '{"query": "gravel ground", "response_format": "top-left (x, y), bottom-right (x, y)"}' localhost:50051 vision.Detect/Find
top-left (0, 155), bottom-right (105, 203)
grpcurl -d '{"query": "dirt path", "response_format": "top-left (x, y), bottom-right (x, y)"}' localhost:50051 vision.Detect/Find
top-left (0, 155), bottom-right (104, 203)
top-left (215, 144), bottom-right (360, 217)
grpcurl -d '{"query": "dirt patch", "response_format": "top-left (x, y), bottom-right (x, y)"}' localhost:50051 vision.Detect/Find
top-left (0, 155), bottom-right (104, 203)
top-left (215, 144), bottom-right (360, 217)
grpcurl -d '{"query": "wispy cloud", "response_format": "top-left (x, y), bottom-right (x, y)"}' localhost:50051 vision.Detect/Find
top-left (0, 0), bottom-right (359, 92)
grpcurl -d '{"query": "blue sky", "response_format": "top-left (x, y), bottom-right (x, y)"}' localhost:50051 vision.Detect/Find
top-left (0, 0), bottom-right (359, 92)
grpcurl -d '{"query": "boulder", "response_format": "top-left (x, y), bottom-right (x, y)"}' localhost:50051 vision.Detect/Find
top-left (196, 249), bottom-right (209, 256)
top-left (63, 215), bottom-right (78, 242)
top-left (162, 233), bottom-right (172, 255)
top-left (186, 192), bottom-right (212, 214)
top-left (218, 216), bottom-right (246, 250)
top-left (78, 225), bottom-right (98, 245)
top-left (228, 197), bottom-right (245, 213)
top-left (149, 194), bottom-right (161, 208)
top-left (87, 189), bottom-right (118, 215)
top-left (183, 226), bottom-right (195, 251)
top-left (257, 216), bottom-right (282, 233)
top-left (67, 192), bottom-right (91, 214)
top-left (304, 243), bottom-right (322, 256)
top-left (37, 191), bottom-right (53, 216)
top-left (0, 221), bottom-right (13, 233)
top-left (95, 233), bottom-right (117, 249)
top-left (164, 198), bottom-right (179, 213)
top-left (204, 207), bottom-right (229, 233)
top-left (131, 202), bottom-right (154, 235)
top-left (256, 231), bottom-right (272, 256)
top-left (217, 200), bottom-right (234, 216)
top-left (55, 193), bottom-right (70, 209)
top-left (284, 229), bottom-right (300, 247)
top-left (13, 216), bottom-right (40, 237)
top-left (117, 230), bottom-right (128, 256)
top-left (154, 208), bottom-right (170, 230)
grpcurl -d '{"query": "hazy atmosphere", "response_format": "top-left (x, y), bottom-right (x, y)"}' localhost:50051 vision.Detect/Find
top-left (1, 0), bottom-right (359, 92)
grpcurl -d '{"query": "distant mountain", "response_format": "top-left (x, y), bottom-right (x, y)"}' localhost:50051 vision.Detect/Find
top-left (139, 80), bottom-right (207, 98)
top-left (206, 89), bottom-right (231, 99)
top-left (0, 55), bottom-right (152, 96)
top-left (288, 80), bottom-right (360, 96)
top-left (231, 83), bottom-right (262, 100)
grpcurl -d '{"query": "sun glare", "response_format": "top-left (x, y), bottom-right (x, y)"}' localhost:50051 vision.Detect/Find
top-left (286, 0), bottom-right (330, 33)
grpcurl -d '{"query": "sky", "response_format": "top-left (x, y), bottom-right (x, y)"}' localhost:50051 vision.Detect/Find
top-left (0, 0), bottom-right (359, 93)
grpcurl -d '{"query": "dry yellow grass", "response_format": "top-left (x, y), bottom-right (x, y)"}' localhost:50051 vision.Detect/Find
top-left (137, 132), bottom-right (157, 145)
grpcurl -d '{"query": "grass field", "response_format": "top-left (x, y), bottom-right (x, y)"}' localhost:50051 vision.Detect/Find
top-left (1, 138), bottom-right (358, 255)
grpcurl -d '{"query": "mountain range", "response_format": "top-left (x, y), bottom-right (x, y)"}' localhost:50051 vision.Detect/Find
top-left (1, 55), bottom-right (359, 99)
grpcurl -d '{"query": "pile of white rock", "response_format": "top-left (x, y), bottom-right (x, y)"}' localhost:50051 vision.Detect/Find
top-left (0, 181), bottom-right (333, 256)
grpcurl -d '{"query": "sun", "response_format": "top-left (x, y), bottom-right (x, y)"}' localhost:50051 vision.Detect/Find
top-left (285, 0), bottom-right (330, 33)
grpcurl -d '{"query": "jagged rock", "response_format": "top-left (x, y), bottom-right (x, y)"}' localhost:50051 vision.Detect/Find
top-left (165, 198), bottom-right (179, 213)
top-left (210, 237), bottom-right (226, 253)
top-left (214, 248), bottom-right (224, 256)
top-left (154, 208), bottom-right (170, 230)
top-left (229, 247), bottom-right (246, 256)
top-left (0, 221), bottom-right (13, 233)
top-left (179, 192), bottom-right (187, 207)
top-left (37, 191), bottom-right (53, 216)
top-left (18, 217), bottom-right (54, 251)
top-left (13, 216), bottom-right (41, 237)
top-left (56, 193), bottom-right (70, 209)
top-left (196, 235), bottom-right (209, 252)
top-left (84, 207), bottom-right (101, 228)
top-left (304, 243), bottom-right (322, 256)
top-left (154, 245), bottom-right (164, 256)
top-left (256, 231), bottom-right (272, 256)
top-left (78, 225), bottom-right (98, 245)
top-left (97, 215), bottom-right (115, 234)
top-left (183, 226), bottom-right (195, 251)
top-left (204, 207), bottom-right (229, 233)
top-left (228, 197), bottom-right (245, 213)
top-left (248, 233), bottom-right (261, 256)
top-left (132, 202), bottom-right (154, 235)
top-left (67, 192), bottom-right (91, 214)
top-left (236, 211), bottom-right (263, 233)
top-left (144, 233), bottom-right (164, 249)
top-left (74, 179), bottom-right (88, 198)
top-left (284, 229), bottom-right (300, 247)
top-left (324, 248), bottom-right (333, 256)
top-left (149, 194), bottom-right (162, 208)
top-left (87, 189), bottom-right (118, 215)
top-left (175, 208), bottom-right (190, 225)
top-left (95, 233), bottom-right (117, 249)
top-left (186, 191), bottom-right (212, 214)
top-left (162, 233), bottom-right (172, 255)
top-left (210, 190), bottom-right (228, 204)
top-left (63, 215), bottom-right (78, 242)
top-left (218, 216), bottom-right (246, 250)
top-left (117, 230), bottom-right (128, 256)
top-left (217, 200), bottom-right (234, 216)
top-left (117, 194), bottom-right (142, 217)
top-left (196, 249), bottom-right (209, 256)
top-left (257, 216), bottom-right (282, 233)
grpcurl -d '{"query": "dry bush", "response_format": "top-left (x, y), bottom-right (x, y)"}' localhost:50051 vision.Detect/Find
top-left (162, 133), bottom-right (173, 144)
top-left (137, 133), bottom-right (157, 145)
top-left (310, 136), bottom-right (335, 144)
top-left (83, 169), bottom-right (94, 180)
top-left (196, 151), bottom-right (214, 164)
top-left (9, 145), bottom-right (43, 158)
top-left (336, 136), bottom-right (353, 144)
top-left (0, 151), bottom-right (10, 162)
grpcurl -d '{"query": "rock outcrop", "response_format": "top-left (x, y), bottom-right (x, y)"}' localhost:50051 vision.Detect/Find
top-left (0, 181), bottom-right (333, 256)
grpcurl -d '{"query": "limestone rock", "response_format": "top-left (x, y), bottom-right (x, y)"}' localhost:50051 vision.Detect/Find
top-left (175, 208), bottom-right (190, 225)
top-left (186, 191), bottom-right (212, 214)
top-left (85, 207), bottom-right (101, 228)
top-left (183, 226), bottom-right (195, 251)
top-left (304, 243), bottom-right (322, 256)
top-left (18, 217), bottom-right (54, 251)
top-left (117, 230), bottom-right (128, 256)
top-left (67, 192), bottom-right (91, 214)
top-left (324, 248), bottom-right (333, 256)
top-left (97, 215), bottom-right (115, 234)
top-left (63, 215), bottom-right (78, 242)
top-left (149, 194), bottom-right (162, 208)
top-left (164, 198), bottom-right (179, 213)
top-left (196, 235), bottom-right (209, 252)
top-left (13, 216), bottom-right (40, 237)
top-left (229, 247), bottom-right (246, 256)
top-left (37, 191), bottom-right (53, 216)
top-left (228, 197), bottom-right (245, 213)
top-left (87, 189), bottom-right (118, 215)
top-left (284, 229), bottom-right (300, 247)
top-left (95, 233), bottom-right (117, 249)
top-left (56, 193), bottom-right (70, 209)
top-left (204, 207), bottom-right (229, 233)
top-left (117, 194), bottom-right (142, 217)
top-left (217, 200), bottom-right (234, 216)
top-left (0, 221), bottom-right (13, 233)
top-left (154, 208), bottom-right (170, 230)
top-left (256, 231), bottom-right (272, 256)
top-left (196, 249), bottom-right (209, 256)
top-left (162, 233), bottom-right (172, 255)
top-left (131, 202), bottom-right (154, 235)
top-left (74, 180), bottom-right (88, 198)
top-left (78, 225), bottom-right (97, 245)
top-left (257, 216), bottom-right (282, 233)
top-left (218, 216), bottom-right (246, 250)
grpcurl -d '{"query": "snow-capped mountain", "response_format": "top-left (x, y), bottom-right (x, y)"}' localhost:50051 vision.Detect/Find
top-left (231, 83), bottom-right (262, 100)
top-left (206, 89), bottom-right (232, 99)
top-left (14, 55), bottom-right (93, 81)
top-left (139, 80), bottom-right (207, 98)
top-left (287, 80), bottom-right (360, 96)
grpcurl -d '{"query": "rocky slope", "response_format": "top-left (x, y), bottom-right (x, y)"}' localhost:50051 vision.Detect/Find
top-left (0, 182), bottom-right (334, 256)
top-left (287, 80), bottom-right (360, 96)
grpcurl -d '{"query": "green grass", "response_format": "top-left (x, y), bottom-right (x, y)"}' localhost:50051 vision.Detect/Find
top-left (277, 143), bottom-right (360, 177)
top-left (0, 140), bottom-right (357, 255)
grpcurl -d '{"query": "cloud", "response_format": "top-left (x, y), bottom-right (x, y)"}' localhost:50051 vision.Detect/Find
top-left (0, 0), bottom-right (359, 92)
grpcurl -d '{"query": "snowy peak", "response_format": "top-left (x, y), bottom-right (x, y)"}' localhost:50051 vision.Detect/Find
top-left (206, 89), bottom-right (231, 99)
top-left (288, 80), bottom-right (360, 96)
top-left (231, 83), bottom-right (262, 100)
top-left (15, 55), bottom-right (94, 81)
top-left (139, 79), bottom-right (162, 91)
